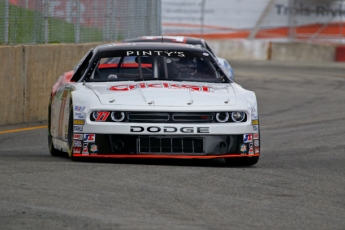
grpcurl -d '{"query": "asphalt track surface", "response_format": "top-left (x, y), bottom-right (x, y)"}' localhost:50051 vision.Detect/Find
top-left (0, 60), bottom-right (345, 230)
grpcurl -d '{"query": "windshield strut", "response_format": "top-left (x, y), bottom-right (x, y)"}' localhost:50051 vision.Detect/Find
top-left (137, 56), bottom-right (143, 80)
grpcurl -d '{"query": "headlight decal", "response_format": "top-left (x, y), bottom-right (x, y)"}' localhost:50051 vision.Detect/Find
top-left (215, 112), bottom-right (229, 122)
top-left (231, 111), bottom-right (245, 122)
top-left (93, 111), bottom-right (110, 121)
top-left (111, 112), bottom-right (126, 122)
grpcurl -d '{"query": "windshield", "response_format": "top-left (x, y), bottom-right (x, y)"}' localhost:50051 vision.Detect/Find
top-left (86, 49), bottom-right (229, 83)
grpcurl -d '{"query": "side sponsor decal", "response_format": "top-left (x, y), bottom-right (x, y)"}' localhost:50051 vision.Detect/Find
top-left (248, 143), bottom-right (254, 155)
top-left (74, 119), bottom-right (85, 125)
top-left (253, 125), bottom-right (259, 132)
top-left (74, 105), bottom-right (86, 111)
top-left (73, 140), bottom-right (82, 147)
top-left (73, 133), bottom-right (83, 140)
top-left (73, 147), bottom-right (81, 154)
top-left (254, 140), bottom-right (260, 147)
top-left (252, 120), bottom-right (259, 125)
top-left (255, 147), bottom-right (260, 154)
top-left (74, 111), bottom-right (86, 119)
top-left (83, 134), bottom-right (96, 142)
top-left (90, 144), bottom-right (98, 153)
top-left (253, 133), bottom-right (259, 139)
top-left (251, 105), bottom-right (258, 120)
top-left (243, 134), bottom-right (253, 143)
top-left (240, 144), bottom-right (247, 154)
top-left (82, 143), bottom-right (89, 155)
top-left (74, 125), bottom-right (83, 132)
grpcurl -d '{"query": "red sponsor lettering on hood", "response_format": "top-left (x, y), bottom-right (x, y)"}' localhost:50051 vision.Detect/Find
top-left (109, 82), bottom-right (210, 92)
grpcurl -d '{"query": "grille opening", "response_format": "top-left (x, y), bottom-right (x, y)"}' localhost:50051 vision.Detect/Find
top-left (139, 137), bottom-right (150, 152)
top-left (161, 138), bottom-right (171, 153)
top-left (184, 138), bottom-right (193, 153)
top-left (173, 113), bottom-right (213, 122)
top-left (172, 138), bottom-right (183, 153)
top-left (150, 138), bottom-right (161, 153)
top-left (138, 136), bottom-right (204, 154)
top-left (128, 113), bottom-right (169, 122)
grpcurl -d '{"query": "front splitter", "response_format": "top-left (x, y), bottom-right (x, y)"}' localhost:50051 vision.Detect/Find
top-left (72, 153), bottom-right (260, 159)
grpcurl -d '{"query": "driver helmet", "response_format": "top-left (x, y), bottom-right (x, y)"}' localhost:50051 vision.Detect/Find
top-left (174, 58), bottom-right (197, 76)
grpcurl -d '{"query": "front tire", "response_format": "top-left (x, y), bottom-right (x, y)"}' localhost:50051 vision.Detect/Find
top-left (67, 103), bottom-right (76, 161)
top-left (48, 100), bottom-right (62, 157)
top-left (48, 134), bottom-right (62, 156)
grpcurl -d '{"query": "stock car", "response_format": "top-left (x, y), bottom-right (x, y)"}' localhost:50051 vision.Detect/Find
top-left (123, 36), bottom-right (234, 81)
top-left (48, 42), bottom-right (260, 166)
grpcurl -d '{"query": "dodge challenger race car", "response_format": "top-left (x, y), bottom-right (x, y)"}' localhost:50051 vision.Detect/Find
top-left (123, 36), bottom-right (234, 81)
top-left (48, 42), bottom-right (260, 166)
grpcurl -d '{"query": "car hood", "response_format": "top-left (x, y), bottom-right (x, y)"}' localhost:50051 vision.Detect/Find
top-left (85, 81), bottom-right (237, 106)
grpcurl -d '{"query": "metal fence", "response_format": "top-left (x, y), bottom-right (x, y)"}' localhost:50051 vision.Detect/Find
top-left (0, 0), bottom-right (162, 45)
top-left (3, 0), bottom-right (344, 45)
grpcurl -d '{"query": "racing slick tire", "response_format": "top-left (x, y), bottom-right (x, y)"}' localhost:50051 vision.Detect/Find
top-left (224, 156), bottom-right (259, 166)
top-left (67, 102), bottom-right (77, 161)
top-left (48, 100), bottom-right (62, 157)
top-left (48, 134), bottom-right (62, 156)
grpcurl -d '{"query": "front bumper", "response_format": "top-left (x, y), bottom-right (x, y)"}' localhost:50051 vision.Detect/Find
top-left (72, 134), bottom-right (260, 159)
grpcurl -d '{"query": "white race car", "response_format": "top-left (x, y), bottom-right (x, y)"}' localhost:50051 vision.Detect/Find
top-left (48, 42), bottom-right (260, 166)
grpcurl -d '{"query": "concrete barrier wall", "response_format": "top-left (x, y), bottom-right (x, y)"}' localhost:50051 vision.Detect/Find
top-left (207, 39), bottom-right (337, 63)
top-left (0, 41), bottom-right (339, 126)
top-left (206, 39), bottom-right (270, 61)
top-left (270, 42), bottom-right (336, 63)
top-left (0, 43), bottom-right (102, 126)
top-left (0, 46), bottom-right (25, 125)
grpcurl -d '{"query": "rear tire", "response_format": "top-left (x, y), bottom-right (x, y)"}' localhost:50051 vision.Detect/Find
top-left (224, 156), bottom-right (259, 166)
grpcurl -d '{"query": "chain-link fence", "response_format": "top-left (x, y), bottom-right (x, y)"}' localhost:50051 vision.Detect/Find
top-left (0, 0), bottom-right (161, 45)
top-left (3, 0), bottom-right (344, 45)
top-left (161, 0), bottom-right (345, 44)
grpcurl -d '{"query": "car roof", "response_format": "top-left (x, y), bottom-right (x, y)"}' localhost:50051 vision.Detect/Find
top-left (93, 42), bottom-right (207, 53)
top-left (123, 36), bottom-right (206, 47)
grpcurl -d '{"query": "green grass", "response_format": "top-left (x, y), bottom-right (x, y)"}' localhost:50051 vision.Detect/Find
top-left (0, 2), bottom-right (106, 44)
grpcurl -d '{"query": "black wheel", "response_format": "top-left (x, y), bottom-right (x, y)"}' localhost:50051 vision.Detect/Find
top-left (224, 156), bottom-right (259, 166)
top-left (67, 102), bottom-right (76, 161)
top-left (48, 99), bottom-right (62, 157)
top-left (48, 134), bottom-right (62, 156)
